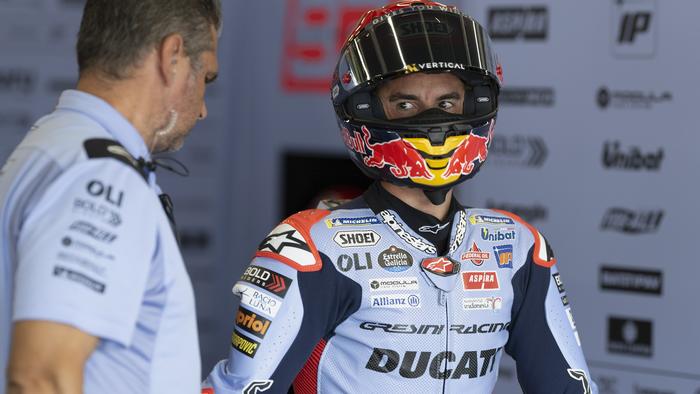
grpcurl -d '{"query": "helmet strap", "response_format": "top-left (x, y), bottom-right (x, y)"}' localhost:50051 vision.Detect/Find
top-left (423, 188), bottom-right (450, 205)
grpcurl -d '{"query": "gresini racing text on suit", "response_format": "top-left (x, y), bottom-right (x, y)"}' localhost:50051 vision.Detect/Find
top-left (204, 183), bottom-right (596, 393)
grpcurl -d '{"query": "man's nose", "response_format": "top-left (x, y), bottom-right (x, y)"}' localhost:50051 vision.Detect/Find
top-left (199, 101), bottom-right (208, 120)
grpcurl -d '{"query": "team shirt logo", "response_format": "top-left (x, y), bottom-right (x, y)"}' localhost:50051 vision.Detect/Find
top-left (480, 228), bottom-right (516, 242)
top-left (231, 330), bottom-right (261, 358)
top-left (462, 271), bottom-right (500, 291)
top-left (379, 210), bottom-right (437, 254)
top-left (378, 246), bottom-right (413, 272)
top-left (461, 242), bottom-right (490, 266)
top-left (240, 266), bottom-right (292, 298)
top-left (370, 294), bottom-right (421, 308)
top-left (369, 277), bottom-right (419, 291)
top-left (420, 257), bottom-right (460, 277)
top-left (236, 306), bottom-right (272, 339)
top-left (325, 216), bottom-right (381, 227)
top-left (447, 211), bottom-right (468, 255)
top-left (469, 215), bottom-right (515, 226)
top-left (233, 283), bottom-right (282, 318)
top-left (333, 230), bottom-right (381, 247)
top-left (462, 297), bottom-right (503, 311)
top-left (492, 245), bottom-right (514, 268)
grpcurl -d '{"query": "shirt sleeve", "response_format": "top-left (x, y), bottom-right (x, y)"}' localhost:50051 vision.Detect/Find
top-left (203, 228), bottom-right (363, 394)
top-left (12, 158), bottom-right (157, 347)
top-left (505, 238), bottom-right (598, 394)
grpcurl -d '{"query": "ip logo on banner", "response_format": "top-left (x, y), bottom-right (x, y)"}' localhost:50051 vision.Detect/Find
top-left (611, 0), bottom-right (657, 58)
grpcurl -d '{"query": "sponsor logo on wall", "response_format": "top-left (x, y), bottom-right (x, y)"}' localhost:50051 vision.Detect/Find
top-left (487, 6), bottom-right (548, 41)
top-left (485, 200), bottom-right (548, 223)
top-left (597, 86), bottom-right (671, 110)
top-left (600, 208), bottom-right (663, 234)
top-left (611, 0), bottom-right (656, 58)
top-left (499, 87), bottom-right (554, 107)
top-left (607, 316), bottom-right (653, 357)
top-left (599, 266), bottom-right (662, 295)
top-left (489, 134), bottom-right (547, 167)
top-left (0, 68), bottom-right (35, 94)
top-left (602, 141), bottom-right (663, 171)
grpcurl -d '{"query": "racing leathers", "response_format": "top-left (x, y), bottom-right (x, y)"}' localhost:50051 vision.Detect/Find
top-left (205, 183), bottom-right (596, 393)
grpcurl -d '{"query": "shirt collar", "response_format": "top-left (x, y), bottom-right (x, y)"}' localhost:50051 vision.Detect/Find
top-left (55, 89), bottom-right (151, 161)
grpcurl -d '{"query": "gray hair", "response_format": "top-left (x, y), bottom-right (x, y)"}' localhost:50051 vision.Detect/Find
top-left (77, 0), bottom-right (222, 79)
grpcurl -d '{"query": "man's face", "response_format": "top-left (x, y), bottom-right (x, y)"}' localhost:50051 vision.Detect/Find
top-left (153, 28), bottom-right (219, 153)
top-left (376, 72), bottom-right (465, 120)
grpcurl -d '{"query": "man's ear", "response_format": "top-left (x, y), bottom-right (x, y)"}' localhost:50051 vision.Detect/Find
top-left (158, 33), bottom-right (186, 86)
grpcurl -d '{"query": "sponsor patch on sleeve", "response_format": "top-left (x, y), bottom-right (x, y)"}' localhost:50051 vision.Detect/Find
top-left (231, 329), bottom-right (261, 358)
top-left (240, 265), bottom-right (292, 298)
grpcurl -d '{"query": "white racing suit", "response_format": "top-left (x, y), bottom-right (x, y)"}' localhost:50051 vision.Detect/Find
top-left (204, 183), bottom-right (597, 393)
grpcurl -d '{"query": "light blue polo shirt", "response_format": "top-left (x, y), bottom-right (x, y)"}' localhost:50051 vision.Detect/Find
top-left (0, 90), bottom-right (200, 393)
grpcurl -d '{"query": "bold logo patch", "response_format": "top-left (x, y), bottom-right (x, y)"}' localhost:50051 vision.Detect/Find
top-left (333, 230), bottom-right (381, 247)
top-left (240, 265), bottom-right (292, 298)
top-left (493, 244), bottom-right (514, 268)
top-left (461, 242), bottom-right (490, 266)
top-left (462, 271), bottom-right (500, 291)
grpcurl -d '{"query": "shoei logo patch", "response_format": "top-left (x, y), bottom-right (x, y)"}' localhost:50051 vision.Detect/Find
top-left (333, 230), bottom-right (381, 247)
top-left (462, 271), bottom-right (500, 291)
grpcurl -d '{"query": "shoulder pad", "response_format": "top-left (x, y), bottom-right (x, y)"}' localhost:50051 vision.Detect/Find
top-left (492, 209), bottom-right (556, 268)
top-left (83, 138), bottom-right (147, 181)
top-left (255, 209), bottom-right (330, 272)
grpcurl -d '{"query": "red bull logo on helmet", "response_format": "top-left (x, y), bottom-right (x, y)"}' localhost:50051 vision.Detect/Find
top-left (341, 120), bottom-right (494, 188)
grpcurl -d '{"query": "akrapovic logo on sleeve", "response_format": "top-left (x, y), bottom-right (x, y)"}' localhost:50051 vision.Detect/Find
top-left (231, 330), bottom-right (261, 358)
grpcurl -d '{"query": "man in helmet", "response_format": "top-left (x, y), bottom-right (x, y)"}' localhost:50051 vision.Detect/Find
top-left (204, 2), bottom-right (596, 393)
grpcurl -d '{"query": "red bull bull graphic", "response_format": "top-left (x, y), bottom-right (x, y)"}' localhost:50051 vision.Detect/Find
top-left (442, 121), bottom-right (494, 178)
top-left (361, 126), bottom-right (434, 180)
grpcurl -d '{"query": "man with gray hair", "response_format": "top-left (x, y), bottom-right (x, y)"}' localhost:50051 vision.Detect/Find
top-left (0, 1), bottom-right (221, 392)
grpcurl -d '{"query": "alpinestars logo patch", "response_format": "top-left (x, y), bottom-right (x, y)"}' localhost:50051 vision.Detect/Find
top-left (257, 223), bottom-right (317, 267)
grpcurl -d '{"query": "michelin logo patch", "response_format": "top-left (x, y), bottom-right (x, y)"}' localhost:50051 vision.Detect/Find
top-left (326, 216), bottom-right (381, 228)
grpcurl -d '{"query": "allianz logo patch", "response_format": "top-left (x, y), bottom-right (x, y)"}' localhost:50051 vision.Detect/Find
top-left (370, 294), bottom-right (421, 308)
top-left (369, 277), bottom-right (419, 292)
top-left (333, 230), bottom-right (381, 247)
top-left (462, 297), bottom-right (503, 311)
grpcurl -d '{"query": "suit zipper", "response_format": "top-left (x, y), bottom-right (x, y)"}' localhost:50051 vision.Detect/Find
top-left (440, 290), bottom-right (449, 394)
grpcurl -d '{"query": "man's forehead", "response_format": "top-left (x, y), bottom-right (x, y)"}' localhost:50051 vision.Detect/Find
top-left (380, 72), bottom-right (464, 95)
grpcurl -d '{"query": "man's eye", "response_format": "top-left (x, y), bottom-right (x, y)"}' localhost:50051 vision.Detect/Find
top-left (439, 101), bottom-right (455, 110)
top-left (398, 102), bottom-right (416, 110)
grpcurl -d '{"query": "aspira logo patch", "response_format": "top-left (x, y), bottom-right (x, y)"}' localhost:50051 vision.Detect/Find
top-left (333, 230), bottom-right (381, 247)
top-left (462, 271), bottom-right (500, 291)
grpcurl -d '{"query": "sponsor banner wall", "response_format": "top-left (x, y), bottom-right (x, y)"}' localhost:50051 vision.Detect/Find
top-left (460, 0), bottom-right (699, 392)
top-left (1, 0), bottom-right (698, 391)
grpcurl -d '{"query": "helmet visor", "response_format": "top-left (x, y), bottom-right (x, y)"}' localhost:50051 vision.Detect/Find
top-left (340, 9), bottom-right (499, 88)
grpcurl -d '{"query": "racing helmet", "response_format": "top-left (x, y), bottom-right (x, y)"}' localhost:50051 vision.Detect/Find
top-left (332, 1), bottom-right (502, 202)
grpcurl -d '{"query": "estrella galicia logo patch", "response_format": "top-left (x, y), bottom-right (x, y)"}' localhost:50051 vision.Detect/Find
top-left (378, 246), bottom-right (413, 272)
top-left (243, 380), bottom-right (274, 394)
top-left (240, 265), bottom-right (292, 298)
top-left (493, 244), bottom-right (514, 268)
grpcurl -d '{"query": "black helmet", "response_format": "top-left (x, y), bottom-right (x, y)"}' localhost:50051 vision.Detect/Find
top-left (332, 1), bottom-right (502, 200)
